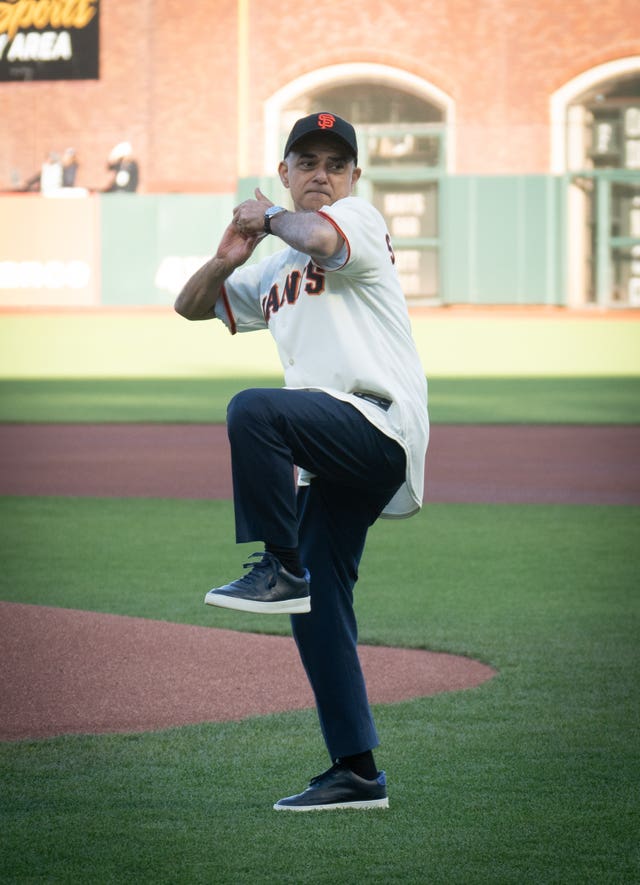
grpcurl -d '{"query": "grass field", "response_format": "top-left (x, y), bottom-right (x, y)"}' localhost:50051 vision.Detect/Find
top-left (1, 375), bottom-right (640, 424)
top-left (1, 310), bottom-right (639, 882)
top-left (1, 496), bottom-right (638, 883)
top-left (1, 308), bottom-right (640, 379)
top-left (1, 371), bottom-right (639, 883)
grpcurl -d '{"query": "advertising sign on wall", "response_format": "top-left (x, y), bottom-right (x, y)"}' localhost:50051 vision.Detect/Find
top-left (0, 195), bottom-right (99, 306)
top-left (100, 194), bottom-right (235, 306)
top-left (0, 0), bottom-right (99, 81)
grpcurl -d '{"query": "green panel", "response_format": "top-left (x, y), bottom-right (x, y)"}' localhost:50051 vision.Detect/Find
top-left (440, 175), bottom-right (565, 306)
top-left (520, 175), bottom-right (563, 305)
top-left (154, 194), bottom-right (236, 303)
top-left (236, 175), bottom-right (285, 204)
top-left (100, 193), bottom-right (235, 306)
top-left (475, 176), bottom-right (522, 303)
top-left (100, 195), bottom-right (157, 306)
top-left (98, 178), bottom-right (567, 307)
top-left (440, 175), bottom-right (473, 303)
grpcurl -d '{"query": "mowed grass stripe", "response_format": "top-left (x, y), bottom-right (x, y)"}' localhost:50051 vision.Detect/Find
top-left (1, 376), bottom-right (640, 423)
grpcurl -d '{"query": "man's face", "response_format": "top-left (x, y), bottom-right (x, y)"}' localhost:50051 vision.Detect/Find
top-left (278, 135), bottom-right (361, 212)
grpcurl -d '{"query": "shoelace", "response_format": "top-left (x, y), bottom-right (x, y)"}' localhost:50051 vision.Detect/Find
top-left (234, 552), bottom-right (279, 589)
top-left (309, 762), bottom-right (343, 785)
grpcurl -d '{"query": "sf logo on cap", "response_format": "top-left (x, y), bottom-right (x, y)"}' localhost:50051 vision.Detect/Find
top-left (317, 113), bottom-right (336, 130)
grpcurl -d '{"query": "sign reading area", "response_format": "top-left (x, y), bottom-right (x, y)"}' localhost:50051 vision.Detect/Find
top-left (0, 0), bottom-right (99, 81)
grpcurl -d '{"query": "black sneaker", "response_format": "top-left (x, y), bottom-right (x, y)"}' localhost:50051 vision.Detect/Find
top-left (273, 762), bottom-right (389, 811)
top-left (204, 552), bottom-right (311, 615)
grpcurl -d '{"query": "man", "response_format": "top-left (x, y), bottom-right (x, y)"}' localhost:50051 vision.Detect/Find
top-left (105, 142), bottom-right (139, 193)
top-left (62, 148), bottom-right (79, 188)
top-left (175, 112), bottom-right (429, 811)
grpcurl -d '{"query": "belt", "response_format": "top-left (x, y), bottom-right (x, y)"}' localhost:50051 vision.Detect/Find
top-left (353, 391), bottom-right (392, 411)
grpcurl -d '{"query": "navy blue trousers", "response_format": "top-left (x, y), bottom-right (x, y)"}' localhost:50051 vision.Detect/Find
top-left (226, 388), bottom-right (406, 760)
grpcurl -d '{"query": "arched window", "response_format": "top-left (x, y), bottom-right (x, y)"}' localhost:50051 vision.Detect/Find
top-left (574, 73), bottom-right (640, 170)
top-left (265, 65), bottom-right (453, 302)
top-left (551, 59), bottom-right (640, 306)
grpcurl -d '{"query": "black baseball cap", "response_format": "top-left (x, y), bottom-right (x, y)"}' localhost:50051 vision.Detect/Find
top-left (283, 112), bottom-right (358, 164)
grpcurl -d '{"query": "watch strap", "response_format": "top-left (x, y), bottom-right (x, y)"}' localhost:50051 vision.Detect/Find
top-left (264, 206), bottom-right (286, 234)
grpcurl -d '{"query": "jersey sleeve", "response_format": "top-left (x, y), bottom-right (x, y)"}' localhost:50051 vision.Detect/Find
top-left (317, 196), bottom-right (390, 277)
top-left (213, 260), bottom-right (267, 333)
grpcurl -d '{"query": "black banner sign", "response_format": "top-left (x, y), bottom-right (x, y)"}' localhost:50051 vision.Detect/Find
top-left (0, 0), bottom-right (99, 81)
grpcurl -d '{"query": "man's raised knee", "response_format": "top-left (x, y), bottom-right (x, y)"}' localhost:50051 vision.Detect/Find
top-left (227, 388), bottom-right (275, 430)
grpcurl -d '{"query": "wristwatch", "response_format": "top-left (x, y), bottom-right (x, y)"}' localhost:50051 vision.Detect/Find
top-left (264, 205), bottom-right (287, 234)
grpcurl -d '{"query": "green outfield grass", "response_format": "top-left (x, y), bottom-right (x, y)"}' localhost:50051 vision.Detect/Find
top-left (1, 309), bottom-right (639, 378)
top-left (1, 496), bottom-right (638, 883)
top-left (1, 375), bottom-right (640, 424)
top-left (1, 307), bottom-right (638, 881)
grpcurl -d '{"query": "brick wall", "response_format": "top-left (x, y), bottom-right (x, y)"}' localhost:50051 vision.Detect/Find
top-left (1, 0), bottom-right (639, 193)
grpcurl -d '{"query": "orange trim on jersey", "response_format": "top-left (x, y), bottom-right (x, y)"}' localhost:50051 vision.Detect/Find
top-left (317, 210), bottom-right (351, 270)
top-left (220, 285), bottom-right (237, 334)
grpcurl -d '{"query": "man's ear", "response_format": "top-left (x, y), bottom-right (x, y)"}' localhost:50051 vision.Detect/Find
top-left (278, 160), bottom-right (290, 189)
top-left (351, 167), bottom-right (362, 190)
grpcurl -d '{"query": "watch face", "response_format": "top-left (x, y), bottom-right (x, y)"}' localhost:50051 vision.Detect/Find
top-left (264, 206), bottom-right (285, 233)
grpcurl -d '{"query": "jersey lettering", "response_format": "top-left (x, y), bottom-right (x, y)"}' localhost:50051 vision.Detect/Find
top-left (261, 264), bottom-right (325, 323)
top-left (281, 270), bottom-right (302, 305)
top-left (385, 233), bottom-right (396, 265)
top-left (262, 285), bottom-right (280, 323)
top-left (304, 261), bottom-right (326, 296)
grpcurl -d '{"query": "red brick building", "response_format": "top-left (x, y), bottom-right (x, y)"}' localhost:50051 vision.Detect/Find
top-left (1, 0), bottom-right (638, 191)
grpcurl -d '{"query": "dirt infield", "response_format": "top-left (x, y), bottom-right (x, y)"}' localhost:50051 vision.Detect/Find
top-left (0, 602), bottom-right (496, 742)
top-left (1, 423), bottom-right (639, 504)
top-left (2, 421), bottom-right (637, 742)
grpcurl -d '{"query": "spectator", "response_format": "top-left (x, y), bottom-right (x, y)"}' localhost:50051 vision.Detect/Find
top-left (40, 152), bottom-right (63, 194)
top-left (20, 151), bottom-right (62, 193)
top-left (105, 142), bottom-right (139, 192)
top-left (61, 148), bottom-right (79, 187)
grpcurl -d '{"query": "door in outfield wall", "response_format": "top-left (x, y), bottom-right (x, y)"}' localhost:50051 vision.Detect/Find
top-left (280, 84), bottom-right (447, 303)
top-left (568, 72), bottom-right (640, 307)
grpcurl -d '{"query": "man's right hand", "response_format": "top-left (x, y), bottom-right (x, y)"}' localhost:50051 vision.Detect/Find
top-left (174, 220), bottom-right (262, 320)
top-left (216, 219), bottom-right (266, 270)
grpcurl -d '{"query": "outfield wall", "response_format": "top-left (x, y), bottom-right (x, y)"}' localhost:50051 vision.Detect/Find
top-left (1, 193), bottom-right (235, 310)
top-left (1, 181), bottom-right (567, 309)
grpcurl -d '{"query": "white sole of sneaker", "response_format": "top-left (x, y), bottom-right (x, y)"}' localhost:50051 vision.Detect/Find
top-left (204, 591), bottom-right (311, 615)
top-left (273, 797), bottom-right (389, 811)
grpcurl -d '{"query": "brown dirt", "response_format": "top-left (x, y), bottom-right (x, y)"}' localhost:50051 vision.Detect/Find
top-left (1, 423), bottom-right (639, 504)
top-left (2, 421), bottom-right (636, 742)
top-left (0, 602), bottom-right (496, 742)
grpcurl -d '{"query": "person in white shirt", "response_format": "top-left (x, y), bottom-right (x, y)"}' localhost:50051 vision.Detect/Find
top-left (175, 112), bottom-right (429, 812)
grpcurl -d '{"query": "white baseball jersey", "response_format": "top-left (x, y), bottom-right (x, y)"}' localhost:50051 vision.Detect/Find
top-left (214, 195), bottom-right (429, 518)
